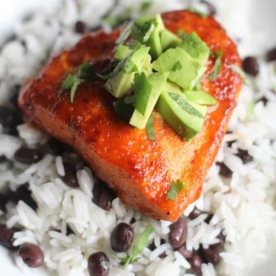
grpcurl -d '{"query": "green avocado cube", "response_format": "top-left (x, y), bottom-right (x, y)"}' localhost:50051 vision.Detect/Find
top-left (178, 32), bottom-right (210, 65)
top-left (151, 47), bottom-right (206, 90)
top-left (105, 47), bottom-right (150, 98)
top-left (183, 90), bottom-right (217, 105)
top-left (156, 91), bottom-right (207, 141)
top-left (160, 29), bottom-right (182, 52)
top-left (132, 14), bottom-right (165, 60)
top-left (129, 71), bottom-right (169, 129)
top-left (114, 44), bottom-right (131, 61)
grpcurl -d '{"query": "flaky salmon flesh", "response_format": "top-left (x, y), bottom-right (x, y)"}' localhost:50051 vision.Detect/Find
top-left (19, 10), bottom-right (242, 221)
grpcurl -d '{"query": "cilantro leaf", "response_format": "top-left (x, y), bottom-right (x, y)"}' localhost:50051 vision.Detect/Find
top-left (78, 63), bottom-right (93, 79)
top-left (70, 79), bottom-right (83, 103)
top-left (167, 179), bottom-right (184, 200)
top-left (209, 50), bottom-right (223, 80)
top-left (140, 1), bottom-right (153, 13)
top-left (169, 93), bottom-right (205, 119)
top-left (114, 21), bottom-right (134, 51)
top-left (177, 29), bottom-right (185, 38)
top-left (187, 7), bottom-right (209, 19)
top-left (171, 61), bottom-right (182, 72)
top-left (122, 226), bottom-right (154, 266)
top-left (114, 96), bottom-right (135, 123)
top-left (62, 74), bottom-right (83, 103)
top-left (146, 114), bottom-right (156, 141)
top-left (132, 72), bottom-right (153, 115)
top-left (62, 62), bottom-right (96, 103)
top-left (98, 44), bottom-right (141, 80)
top-left (62, 74), bottom-right (75, 90)
top-left (132, 19), bottom-right (157, 43)
top-left (231, 64), bottom-right (252, 86)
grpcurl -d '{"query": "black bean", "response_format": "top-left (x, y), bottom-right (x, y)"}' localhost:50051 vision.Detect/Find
top-left (75, 21), bottom-right (88, 34)
top-left (88, 252), bottom-right (110, 276)
top-left (266, 47), bottom-right (276, 62)
top-left (188, 254), bottom-right (203, 276)
top-left (210, 232), bottom-right (226, 250)
top-left (189, 208), bottom-right (207, 220)
top-left (110, 223), bottom-right (133, 252)
top-left (130, 217), bottom-right (136, 224)
top-left (47, 138), bottom-right (66, 156)
top-left (0, 106), bottom-right (23, 135)
top-left (217, 162), bottom-right (233, 178)
top-left (14, 147), bottom-right (43, 164)
top-left (62, 162), bottom-right (79, 187)
top-left (242, 56), bottom-right (259, 77)
top-left (0, 194), bottom-right (9, 212)
top-left (200, 0), bottom-right (216, 15)
top-left (92, 181), bottom-right (116, 211)
top-left (0, 225), bottom-right (20, 250)
top-left (66, 225), bottom-right (74, 235)
top-left (256, 96), bottom-right (268, 106)
top-left (236, 149), bottom-right (253, 164)
top-left (169, 216), bottom-right (188, 249)
top-left (18, 243), bottom-right (44, 268)
top-left (205, 214), bottom-right (213, 224)
top-left (177, 244), bottom-right (193, 259)
top-left (10, 85), bottom-right (21, 108)
top-left (8, 184), bottom-right (37, 211)
top-left (0, 155), bottom-right (7, 163)
top-left (200, 247), bottom-right (220, 266)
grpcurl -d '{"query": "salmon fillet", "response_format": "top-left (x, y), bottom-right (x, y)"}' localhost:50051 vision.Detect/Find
top-left (19, 10), bottom-right (242, 221)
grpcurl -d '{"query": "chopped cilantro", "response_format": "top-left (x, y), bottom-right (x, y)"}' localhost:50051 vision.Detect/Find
top-left (231, 64), bottom-right (252, 86)
top-left (187, 7), bottom-right (209, 19)
top-left (114, 96), bottom-right (135, 123)
top-left (61, 74), bottom-right (83, 103)
top-left (169, 93), bottom-right (205, 119)
top-left (114, 21), bottom-right (133, 51)
top-left (167, 179), bottom-right (184, 200)
top-left (61, 63), bottom-right (96, 103)
top-left (132, 18), bottom-right (157, 43)
top-left (98, 44), bottom-right (141, 80)
top-left (177, 29), bottom-right (185, 37)
top-left (146, 114), bottom-right (156, 141)
top-left (116, 226), bottom-right (154, 266)
top-left (104, 7), bottom-right (132, 28)
top-left (171, 61), bottom-right (182, 72)
top-left (209, 50), bottom-right (223, 81)
top-left (133, 72), bottom-right (153, 115)
top-left (140, 1), bottom-right (153, 13)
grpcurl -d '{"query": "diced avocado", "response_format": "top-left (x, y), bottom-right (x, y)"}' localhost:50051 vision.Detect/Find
top-left (132, 14), bottom-right (165, 60)
top-left (183, 90), bottom-right (217, 105)
top-left (105, 47), bottom-right (150, 98)
top-left (129, 72), bottom-right (169, 129)
top-left (178, 32), bottom-right (210, 65)
top-left (163, 81), bottom-right (183, 95)
top-left (147, 29), bottom-right (163, 60)
top-left (156, 91), bottom-right (207, 141)
top-left (152, 47), bottom-right (206, 90)
top-left (160, 29), bottom-right (182, 52)
top-left (114, 44), bottom-right (131, 61)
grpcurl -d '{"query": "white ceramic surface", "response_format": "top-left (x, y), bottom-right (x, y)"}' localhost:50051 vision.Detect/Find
top-left (0, 0), bottom-right (275, 275)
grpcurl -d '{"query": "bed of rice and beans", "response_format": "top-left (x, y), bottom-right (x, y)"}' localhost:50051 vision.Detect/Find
top-left (0, 0), bottom-right (275, 275)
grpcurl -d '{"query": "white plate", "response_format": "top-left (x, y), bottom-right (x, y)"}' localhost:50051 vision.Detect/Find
top-left (1, 0), bottom-right (276, 275)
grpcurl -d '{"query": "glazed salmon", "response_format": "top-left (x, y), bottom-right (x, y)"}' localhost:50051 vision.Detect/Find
top-left (19, 10), bottom-right (242, 221)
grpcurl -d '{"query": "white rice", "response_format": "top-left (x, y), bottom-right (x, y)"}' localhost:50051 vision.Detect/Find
top-left (0, 0), bottom-right (276, 276)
